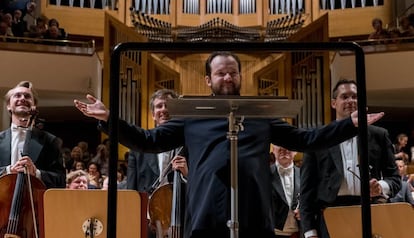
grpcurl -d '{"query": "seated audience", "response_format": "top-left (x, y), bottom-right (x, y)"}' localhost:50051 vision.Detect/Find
top-left (11, 9), bottom-right (25, 37)
top-left (28, 17), bottom-right (46, 38)
top-left (43, 25), bottom-right (67, 45)
top-left (90, 144), bottom-right (109, 176)
top-left (71, 161), bottom-right (86, 172)
top-left (65, 146), bottom-right (83, 171)
top-left (47, 18), bottom-right (66, 38)
top-left (368, 18), bottom-right (390, 41)
top-left (400, 15), bottom-right (414, 37)
top-left (66, 169), bottom-right (89, 190)
top-left (2, 13), bottom-right (13, 36)
top-left (22, 1), bottom-right (36, 32)
top-left (87, 161), bottom-right (102, 189)
top-left (393, 133), bottom-right (409, 163)
top-left (390, 160), bottom-right (414, 205)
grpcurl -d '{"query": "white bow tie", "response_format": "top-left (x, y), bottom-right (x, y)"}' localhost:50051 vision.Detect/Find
top-left (278, 166), bottom-right (292, 176)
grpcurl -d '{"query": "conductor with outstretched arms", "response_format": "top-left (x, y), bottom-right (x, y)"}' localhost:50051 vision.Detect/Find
top-left (74, 51), bottom-right (384, 238)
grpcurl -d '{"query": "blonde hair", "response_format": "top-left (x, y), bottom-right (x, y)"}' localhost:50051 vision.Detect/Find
top-left (5, 81), bottom-right (39, 105)
top-left (66, 169), bottom-right (89, 184)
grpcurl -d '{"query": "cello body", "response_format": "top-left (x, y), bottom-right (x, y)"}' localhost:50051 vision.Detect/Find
top-left (148, 183), bottom-right (173, 238)
top-left (0, 174), bottom-right (46, 238)
top-left (147, 172), bottom-right (185, 238)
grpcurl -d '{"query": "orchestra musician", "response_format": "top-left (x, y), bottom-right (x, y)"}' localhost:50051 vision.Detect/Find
top-left (0, 81), bottom-right (66, 238)
top-left (270, 145), bottom-right (301, 238)
top-left (74, 51), bottom-right (384, 238)
top-left (300, 79), bottom-right (400, 238)
top-left (0, 81), bottom-right (66, 188)
top-left (126, 89), bottom-right (188, 238)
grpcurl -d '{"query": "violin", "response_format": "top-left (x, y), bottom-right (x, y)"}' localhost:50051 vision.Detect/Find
top-left (0, 110), bottom-right (46, 238)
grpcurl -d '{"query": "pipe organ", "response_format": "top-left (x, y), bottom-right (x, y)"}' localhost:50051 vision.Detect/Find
top-left (134, 0), bottom-right (171, 14)
top-left (269, 0), bottom-right (304, 15)
top-left (206, 0), bottom-right (233, 14)
top-left (320, 0), bottom-right (383, 10)
top-left (183, 0), bottom-right (200, 14)
top-left (119, 51), bottom-right (142, 125)
top-left (130, 10), bottom-right (306, 42)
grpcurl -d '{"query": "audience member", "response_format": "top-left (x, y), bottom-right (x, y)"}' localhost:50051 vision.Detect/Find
top-left (387, 27), bottom-right (402, 43)
top-left (11, 9), bottom-right (25, 37)
top-left (66, 145), bottom-right (83, 171)
top-left (300, 79), bottom-right (400, 238)
top-left (395, 159), bottom-right (409, 181)
top-left (102, 168), bottom-right (126, 190)
top-left (399, 16), bottom-right (414, 37)
top-left (61, 147), bottom-right (71, 173)
top-left (368, 17), bottom-right (389, 40)
top-left (72, 160), bottom-right (86, 172)
top-left (0, 20), bottom-right (10, 39)
top-left (390, 160), bottom-right (414, 205)
top-left (393, 133), bottom-right (409, 163)
top-left (47, 18), bottom-right (66, 38)
top-left (77, 141), bottom-right (91, 165)
top-left (2, 13), bottom-right (13, 36)
top-left (90, 143), bottom-right (109, 176)
top-left (22, 1), bottom-right (36, 32)
top-left (28, 17), bottom-right (46, 38)
top-left (87, 161), bottom-right (102, 189)
top-left (117, 167), bottom-right (127, 189)
top-left (66, 169), bottom-right (89, 190)
top-left (43, 25), bottom-right (67, 45)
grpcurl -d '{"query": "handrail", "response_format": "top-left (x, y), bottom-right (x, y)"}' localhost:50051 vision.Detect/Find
top-left (0, 36), bottom-right (95, 48)
top-left (335, 36), bottom-right (414, 56)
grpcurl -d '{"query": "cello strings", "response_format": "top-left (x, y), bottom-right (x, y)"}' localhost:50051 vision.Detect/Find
top-left (7, 174), bottom-right (24, 233)
top-left (25, 167), bottom-right (39, 238)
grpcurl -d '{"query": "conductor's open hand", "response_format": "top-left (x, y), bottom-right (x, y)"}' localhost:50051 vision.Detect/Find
top-left (351, 111), bottom-right (384, 127)
top-left (74, 94), bottom-right (110, 122)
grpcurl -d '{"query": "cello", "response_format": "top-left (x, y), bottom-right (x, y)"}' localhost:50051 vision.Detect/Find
top-left (0, 111), bottom-right (46, 238)
top-left (168, 168), bottom-right (184, 238)
top-left (148, 147), bottom-right (185, 238)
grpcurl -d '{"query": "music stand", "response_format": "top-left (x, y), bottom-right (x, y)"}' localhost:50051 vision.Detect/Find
top-left (168, 96), bottom-right (303, 238)
top-left (43, 189), bottom-right (141, 238)
top-left (324, 203), bottom-right (414, 238)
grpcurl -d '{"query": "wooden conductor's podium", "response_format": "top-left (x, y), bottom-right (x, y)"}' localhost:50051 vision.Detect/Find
top-left (43, 189), bottom-right (143, 238)
top-left (324, 203), bottom-right (414, 238)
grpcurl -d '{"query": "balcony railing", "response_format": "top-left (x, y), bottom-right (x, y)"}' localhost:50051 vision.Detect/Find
top-left (0, 36), bottom-right (95, 55)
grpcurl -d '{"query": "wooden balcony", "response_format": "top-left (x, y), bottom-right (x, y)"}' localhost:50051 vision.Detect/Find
top-left (40, 0), bottom-right (393, 38)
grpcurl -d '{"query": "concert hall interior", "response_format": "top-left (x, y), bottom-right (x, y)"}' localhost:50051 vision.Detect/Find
top-left (1, 0), bottom-right (414, 237)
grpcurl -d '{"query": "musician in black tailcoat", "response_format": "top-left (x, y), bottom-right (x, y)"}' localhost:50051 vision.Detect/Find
top-left (126, 89), bottom-right (188, 238)
top-left (0, 81), bottom-right (65, 188)
top-left (300, 79), bottom-right (400, 238)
